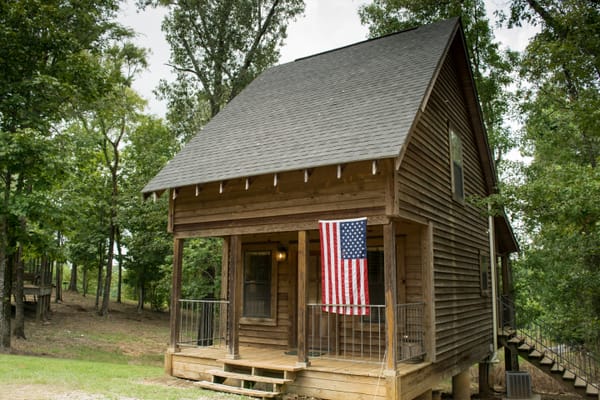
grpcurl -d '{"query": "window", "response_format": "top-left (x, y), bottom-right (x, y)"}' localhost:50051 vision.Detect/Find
top-left (242, 250), bottom-right (277, 323)
top-left (449, 128), bottom-right (465, 203)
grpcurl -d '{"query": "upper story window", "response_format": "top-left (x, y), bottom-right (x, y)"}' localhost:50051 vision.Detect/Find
top-left (449, 128), bottom-right (464, 203)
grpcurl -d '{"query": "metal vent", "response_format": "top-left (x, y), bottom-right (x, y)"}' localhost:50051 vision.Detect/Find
top-left (506, 371), bottom-right (533, 399)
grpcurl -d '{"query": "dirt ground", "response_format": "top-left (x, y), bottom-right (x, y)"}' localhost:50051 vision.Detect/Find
top-left (11, 290), bottom-right (171, 364)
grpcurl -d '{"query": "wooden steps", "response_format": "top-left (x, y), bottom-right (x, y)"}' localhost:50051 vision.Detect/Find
top-left (196, 381), bottom-right (280, 398)
top-left (509, 337), bottom-right (599, 399)
top-left (196, 359), bottom-right (300, 399)
top-left (207, 368), bottom-right (292, 386)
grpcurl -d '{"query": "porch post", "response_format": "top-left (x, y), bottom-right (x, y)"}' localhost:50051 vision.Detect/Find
top-left (227, 235), bottom-right (242, 359)
top-left (297, 230), bottom-right (310, 367)
top-left (219, 237), bottom-right (230, 344)
top-left (423, 222), bottom-right (436, 362)
top-left (169, 237), bottom-right (184, 350)
top-left (384, 221), bottom-right (398, 370)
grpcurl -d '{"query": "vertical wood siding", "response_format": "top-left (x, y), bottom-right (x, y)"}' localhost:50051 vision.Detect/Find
top-left (397, 51), bottom-right (492, 366)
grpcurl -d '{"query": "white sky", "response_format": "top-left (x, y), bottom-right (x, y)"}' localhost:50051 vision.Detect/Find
top-left (118, 0), bottom-right (537, 118)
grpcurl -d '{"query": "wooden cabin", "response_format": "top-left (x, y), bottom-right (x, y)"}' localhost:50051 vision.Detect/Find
top-left (144, 18), bottom-right (518, 400)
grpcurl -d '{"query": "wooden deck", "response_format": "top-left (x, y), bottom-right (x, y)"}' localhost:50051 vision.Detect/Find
top-left (167, 345), bottom-right (431, 400)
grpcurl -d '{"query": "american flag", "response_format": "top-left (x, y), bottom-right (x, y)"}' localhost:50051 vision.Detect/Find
top-left (319, 217), bottom-right (370, 315)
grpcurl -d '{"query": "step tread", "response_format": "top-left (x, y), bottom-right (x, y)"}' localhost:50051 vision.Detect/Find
top-left (207, 369), bottom-right (292, 384)
top-left (574, 377), bottom-right (587, 388)
top-left (540, 357), bottom-right (554, 366)
top-left (563, 370), bottom-right (576, 380)
top-left (518, 343), bottom-right (532, 351)
top-left (196, 381), bottom-right (280, 398)
top-left (508, 336), bottom-right (524, 345)
top-left (586, 383), bottom-right (599, 395)
top-left (550, 363), bottom-right (565, 373)
top-left (219, 358), bottom-right (304, 372)
top-left (529, 349), bottom-right (543, 358)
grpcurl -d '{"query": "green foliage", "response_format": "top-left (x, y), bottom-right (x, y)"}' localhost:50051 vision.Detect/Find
top-left (359, 0), bottom-right (517, 167)
top-left (143, 0), bottom-right (305, 141)
top-left (0, 0), bottom-right (130, 346)
top-left (181, 238), bottom-right (223, 299)
top-left (121, 117), bottom-right (177, 311)
top-left (506, 0), bottom-right (600, 349)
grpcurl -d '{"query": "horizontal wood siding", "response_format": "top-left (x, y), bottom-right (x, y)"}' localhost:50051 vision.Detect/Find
top-left (397, 50), bottom-right (492, 367)
top-left (171, 161), bottom-right (388, 237)
top-left (288, 369), bottom-right (387, 400)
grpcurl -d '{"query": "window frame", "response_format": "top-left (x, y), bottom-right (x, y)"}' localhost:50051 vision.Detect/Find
top-left (449, 126), bottom-right (465, 203)
top-left (240, 245), bottom-right (278, 326)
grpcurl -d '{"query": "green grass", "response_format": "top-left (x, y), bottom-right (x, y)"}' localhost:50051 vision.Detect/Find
top-left (0, 354), bottom-right (229, 400)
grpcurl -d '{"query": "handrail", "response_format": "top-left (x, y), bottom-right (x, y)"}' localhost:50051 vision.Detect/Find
top-left (500, 297), bottom-right (600, 387)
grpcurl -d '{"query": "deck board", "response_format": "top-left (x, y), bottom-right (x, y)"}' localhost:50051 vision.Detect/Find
top-left (176, 345), bottom-right (428, 377)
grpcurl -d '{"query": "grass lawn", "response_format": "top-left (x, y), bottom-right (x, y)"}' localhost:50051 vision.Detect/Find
top-left (0, 353), bottom-right (213, 400)
top-left (3, 292), bottom-right (241, 400)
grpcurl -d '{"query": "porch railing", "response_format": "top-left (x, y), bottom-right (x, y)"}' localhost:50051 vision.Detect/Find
top-left (178, 299), bottom-right (229, 347)
top-left (307, 302), bottom-right (425, 363)
top-left (396, 302), bottom-right (426, 362)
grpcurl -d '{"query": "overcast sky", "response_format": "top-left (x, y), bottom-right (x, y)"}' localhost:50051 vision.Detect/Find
top-left (118, 0), bottom-right (536, 118)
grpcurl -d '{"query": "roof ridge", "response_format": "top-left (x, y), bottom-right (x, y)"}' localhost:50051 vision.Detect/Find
top-left (293, 17), bottom-right (458, 63)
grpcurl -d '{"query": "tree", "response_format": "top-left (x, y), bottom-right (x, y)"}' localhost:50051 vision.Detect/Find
top-left (74, 43), bottom-right (148, 316)
top-left (505, 0), bottom-right (600, 348)
top-left (0, 0), bottom-right (127, 350)
top-left (121, 116), bottom-right (177, 311)
top-left (359, 0), bottom-right (517, 167)
top-left (142, 0), bottom-right (305, 141)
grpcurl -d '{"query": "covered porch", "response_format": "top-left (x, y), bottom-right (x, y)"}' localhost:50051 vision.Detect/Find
top-left (166, 344), bottom-right (431, 400)
top-left (166, 217), bottom-right (436, 398)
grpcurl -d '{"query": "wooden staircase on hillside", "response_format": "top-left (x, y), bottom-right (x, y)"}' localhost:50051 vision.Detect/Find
top-left (499, 297), bottom-right (599, 399)
top-left (501, 332), bottom-right (599, 399)
top-left (195, 357), bottom-right (302, 399)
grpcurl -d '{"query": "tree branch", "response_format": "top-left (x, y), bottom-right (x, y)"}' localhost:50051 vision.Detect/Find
top-left (230, 0), bottom-right (282, 100)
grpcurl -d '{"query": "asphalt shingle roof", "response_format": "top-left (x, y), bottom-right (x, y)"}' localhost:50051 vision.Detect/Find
top-left (143, 18), bottom-right (459, 194)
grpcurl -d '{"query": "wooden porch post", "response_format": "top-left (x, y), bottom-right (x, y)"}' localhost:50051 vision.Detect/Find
top-left (297, 230), bottom-right (310, 367)
top-left (227, 235), bottom-right (244, 360)
top-left (228, 235), bottom-right (242, 359)
top-left (422, 222), bottom-right (436, 362)
top-left (169, 237), bottom-right (184, 350)
top-left (384, 221), bottom-right (398, 370)
top-left (219, 237), bottom-right (230, 344)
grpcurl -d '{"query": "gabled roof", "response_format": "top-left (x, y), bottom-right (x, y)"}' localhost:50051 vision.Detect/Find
top-left (143, 18), bottom-right (461, 194)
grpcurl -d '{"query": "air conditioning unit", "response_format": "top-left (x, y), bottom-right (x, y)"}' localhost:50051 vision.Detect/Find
top-left (506, 371), bottom-right (533, 399)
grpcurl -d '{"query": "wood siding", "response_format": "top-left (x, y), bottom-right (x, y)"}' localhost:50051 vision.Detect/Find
top-left (170, 161), bottom-right (389, 238)
top-left (396, 48), bottom-right (493, 368)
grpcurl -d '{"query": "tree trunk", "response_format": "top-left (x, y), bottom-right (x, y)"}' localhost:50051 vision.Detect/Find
top-left (13, 240), bottom-right (26, 339)
top-left (95, 244), bottom-right (104, 309)
top-left (116, 227), bottom-right (122, 303)
top-left (82, 266), bottom-right (88, 297)
top-left (0, 171), bottom-right (12, 351)
top-left (55, 262), bottom-right (62, 303)
top-left (137, 282), bottom-right (144, 312)
top-left (68, 263), bottom-right (78, 292)
top-left (99, 156), bottom-right (119, 316)
top-left (99, 223), bottom-right (115, 316)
